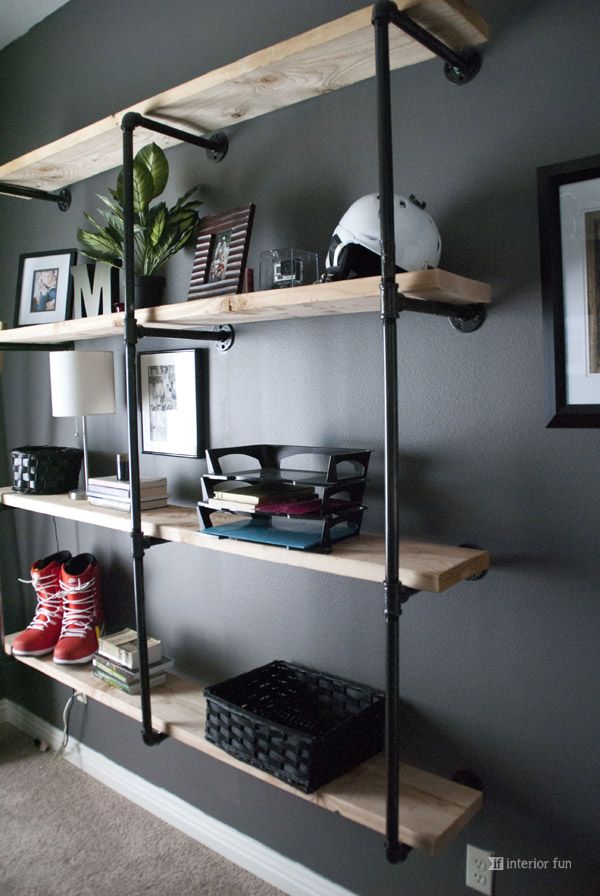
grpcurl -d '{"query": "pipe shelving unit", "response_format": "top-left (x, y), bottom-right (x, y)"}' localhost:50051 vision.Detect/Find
top-left (0, 0), bottom-right (489, 863)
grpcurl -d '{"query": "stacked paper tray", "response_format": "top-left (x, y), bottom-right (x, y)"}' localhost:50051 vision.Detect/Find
top-left (197, 444), bottom-right (370, 552)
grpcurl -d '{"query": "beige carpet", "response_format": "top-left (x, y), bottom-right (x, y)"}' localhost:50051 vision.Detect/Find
top-left (0, 722), bottom-right (285, 896)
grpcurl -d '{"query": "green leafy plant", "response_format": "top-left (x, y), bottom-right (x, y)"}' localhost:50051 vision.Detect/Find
top-left (78, 142), bottom-right (201, 276)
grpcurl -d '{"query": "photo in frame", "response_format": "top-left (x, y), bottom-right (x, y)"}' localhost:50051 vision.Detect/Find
top-left (187, 204), bottom-right (255, 300)
top-left (538, 154), bottom-right (600, 426)
top-left (14, 249), bottom-right (77, 327)
top-left (138, 349), bottom-right (203, 457)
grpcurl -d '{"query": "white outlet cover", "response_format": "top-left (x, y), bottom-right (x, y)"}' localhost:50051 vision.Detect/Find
top-left (466, 844), bottom-right (494, 895)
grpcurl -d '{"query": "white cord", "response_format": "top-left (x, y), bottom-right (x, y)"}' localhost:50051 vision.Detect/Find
top-left (53, 690), bottom-right (77, 760)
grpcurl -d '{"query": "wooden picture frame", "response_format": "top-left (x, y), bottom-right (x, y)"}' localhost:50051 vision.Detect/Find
top-left (138, 349), bottom-right (203, 457)
top-left (187, 204), bottom-right (255, 300)
top-left (14, 249), bottom-right (77, 327)
top-left (538, 154), bottom-right (600, 427)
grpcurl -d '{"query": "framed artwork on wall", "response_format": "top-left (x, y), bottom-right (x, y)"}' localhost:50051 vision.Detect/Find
top-left (538, 154), bottom-right (600, 427)
top-left (138, 349), bottom-right (203, 457)
top-left (14, 249), bottom-right (77, 327)
top-left (187, 204), bottom-right (255, 300)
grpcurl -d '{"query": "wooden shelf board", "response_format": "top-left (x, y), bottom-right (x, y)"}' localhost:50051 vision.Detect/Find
top-left (0, 488), bottom-right (489, 592)
top-left (0, 1), bottom-right (488, 192)
top-left (0, 270), bottom-right (490, 346)
top-left (3, 633), bottom-right (482, 855)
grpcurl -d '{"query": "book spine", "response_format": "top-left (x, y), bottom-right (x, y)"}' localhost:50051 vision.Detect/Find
top-left (87, 484), bottom-right (167, 498)
top-left (93, 655), bottom-right (172, 682)
top-left (87, 478), bottom-right (167, 491)
top-left (92, 667), bottom-right (166, 694)
top-left (88, 497), bottom-right (167, 511)
top-left (93, 658), bottom-right (139, 683)
top-left (98, 644), bottom-right (162, 669)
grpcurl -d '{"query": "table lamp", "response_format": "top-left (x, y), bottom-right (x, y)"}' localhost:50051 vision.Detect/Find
top-left (49, 350), bottom-right (116, 499)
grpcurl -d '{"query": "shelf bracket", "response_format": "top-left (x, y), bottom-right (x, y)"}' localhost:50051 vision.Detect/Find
top-left (384, 580), bottom-right (418, 618)
top-left (121, 112), bottom-right (228, 162)
top-left (448, 304), bottom-right (487, 333)
top-left (395, 294), bottom-right (487, 332)
top-left (142, 536), bottom-right (168, 549)
top-left (136, 324), bottom-right (234, 351)
top-left (0, 182), bottom-right (71, 211)
top-left (372, 1), bottom-right (482, 85)
top-left (0, 342), bottom-right (75, 352)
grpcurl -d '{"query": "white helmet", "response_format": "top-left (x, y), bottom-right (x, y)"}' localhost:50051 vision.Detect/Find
top-left (324, 193), bottom-right (441, 281)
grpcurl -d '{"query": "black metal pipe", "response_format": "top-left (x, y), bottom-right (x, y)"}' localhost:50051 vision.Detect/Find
top-left (137, 326), bottom-right (228, 342)
top-left (0, 182), bottom-right (71, 211)
top-left (372, 0), bottom-right (483, 861)
top-left (399, 296), bottom-right (486, 323)
top-left (373, 5), bottom-right (405, 864)
top-left (121, 112), bottom-right (228, 160)
top-left (121, 118), bottom-right (166, 747)
top-left (0, 342), bottom-right (75, 352)
top-left (373, 0), bottom-right (481, 84)
top-left (119, 106), bottom-right (234, 745)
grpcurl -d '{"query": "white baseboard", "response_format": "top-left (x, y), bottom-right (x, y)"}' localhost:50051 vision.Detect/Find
top-left (2, 699), bottom-right (355, 896)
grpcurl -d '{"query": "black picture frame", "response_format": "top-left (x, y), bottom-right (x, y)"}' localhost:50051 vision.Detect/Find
top-left (538, 154), bottom-right (600, 427)
top-left (138, 349), bottom-right (203, 457)
top-left (14, 248), bottom-right (77, 327)
top-left (187, 204), bottom-right (255, 300)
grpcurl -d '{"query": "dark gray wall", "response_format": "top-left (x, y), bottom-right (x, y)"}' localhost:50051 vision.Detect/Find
top-left (1, 1), bottom-right (599, 893)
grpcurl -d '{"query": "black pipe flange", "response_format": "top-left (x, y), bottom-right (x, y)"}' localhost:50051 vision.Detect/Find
top-left (444, 48), bottom-right (482, 85)
top-left (206, 131), bottom-right (228, 162)
top-left (449, 305), bottom-right (486, 333)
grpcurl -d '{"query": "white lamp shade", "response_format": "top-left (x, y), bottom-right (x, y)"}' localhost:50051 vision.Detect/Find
top-left (49, 351), bottom-right (116, 417)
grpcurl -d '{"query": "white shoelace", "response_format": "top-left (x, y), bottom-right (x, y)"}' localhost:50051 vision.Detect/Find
top-left (59, 577), bottom-right (97, 640)
top-left (18, 570), bottom-right (62, 631)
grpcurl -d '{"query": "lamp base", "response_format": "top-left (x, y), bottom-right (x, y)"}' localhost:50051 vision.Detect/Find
top-left (69, 489), bottom-right (87, 501)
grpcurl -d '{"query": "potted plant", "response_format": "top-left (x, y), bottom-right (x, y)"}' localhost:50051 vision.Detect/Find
top-left (77, 142), bottom-right (201, 308)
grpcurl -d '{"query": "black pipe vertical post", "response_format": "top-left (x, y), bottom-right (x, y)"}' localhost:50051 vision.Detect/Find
top-left (373, 1), bottom-right (404, 863)
top-left (121, 117), bottom-right (162, 745)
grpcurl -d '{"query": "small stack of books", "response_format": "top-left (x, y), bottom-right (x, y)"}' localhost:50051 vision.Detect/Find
top-left (92, 628), bottom-right (173, 694)
top-left (87, 475), bottom-right (168, 512)
top-left (207, 482), bottom-right (316, 514)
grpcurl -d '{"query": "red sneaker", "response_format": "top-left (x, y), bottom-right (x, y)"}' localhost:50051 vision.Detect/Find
top-left (12, 551), bottom-right (72, 657)
top-left (53, 554), bottom-right (104, 665)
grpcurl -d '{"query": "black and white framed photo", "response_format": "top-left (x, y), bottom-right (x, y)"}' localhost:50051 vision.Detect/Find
top-left (187, 204), bottom-right (255, 300)
top-left (138, 349), bottom-right (203, 457)
top-left (14, 249), bottom-right (77, 327)
top-left (538, 154), bottom-right (600, 426)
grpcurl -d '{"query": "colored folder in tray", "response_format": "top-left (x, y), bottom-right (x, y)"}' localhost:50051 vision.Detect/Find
top-left (198, 444), bottom-right (371, 553)
top-left (200, 515), bottom-right (361, 551)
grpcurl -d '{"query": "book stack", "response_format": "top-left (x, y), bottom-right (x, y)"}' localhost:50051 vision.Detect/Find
top-left (87, 475), bottom-right (168, 511)
top-left (92, 628), bottom-right (173, 695)
top-left (207, 481), bottom-right (316, 514)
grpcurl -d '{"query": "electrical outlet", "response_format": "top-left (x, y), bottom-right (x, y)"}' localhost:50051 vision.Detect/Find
top-left (466, 844), bottom-right (494, 895)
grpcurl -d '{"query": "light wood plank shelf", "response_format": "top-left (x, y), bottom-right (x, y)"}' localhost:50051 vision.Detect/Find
top-left (0, 270), bottom-right (490, 346)
top-left (0, 488), bottom-right (489, 593)
top-left (3, 632), bottom-right (482, 856)
top-left (0, 1), bottom-right (488, 192)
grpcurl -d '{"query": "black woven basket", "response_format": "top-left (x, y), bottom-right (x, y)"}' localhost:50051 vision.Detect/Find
top-left (204, 660), bottom-right (384, 793)
top-left (11, 446), bottom-right (83, 495)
